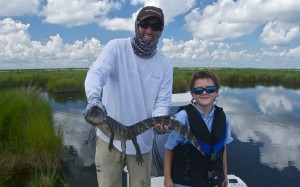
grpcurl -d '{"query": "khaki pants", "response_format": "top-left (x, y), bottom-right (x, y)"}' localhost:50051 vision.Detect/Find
top-left (95, 137), bottom-right (152, 187)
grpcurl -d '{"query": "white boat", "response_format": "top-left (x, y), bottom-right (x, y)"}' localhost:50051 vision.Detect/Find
top-left (124, 168), bottom-right (247, 187)
top-left (150, 174), bottom-right (247, 187)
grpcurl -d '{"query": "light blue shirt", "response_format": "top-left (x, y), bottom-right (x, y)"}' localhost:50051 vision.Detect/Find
top-left (165, 104), bottom-right (233, 150)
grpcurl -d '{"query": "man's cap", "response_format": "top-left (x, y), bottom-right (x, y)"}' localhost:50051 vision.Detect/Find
top-left (137, 6), bottom-right (164, 25)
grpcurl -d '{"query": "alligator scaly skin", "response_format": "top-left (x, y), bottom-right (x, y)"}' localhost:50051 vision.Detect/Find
top-left (85, 106), bottom-right (204, 165)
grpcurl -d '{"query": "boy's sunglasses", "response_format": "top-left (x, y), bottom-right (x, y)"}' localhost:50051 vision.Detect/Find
top-left (138, 21), bottom-right (163, 31)
top-left (192, 86), bottom-right (217, 95)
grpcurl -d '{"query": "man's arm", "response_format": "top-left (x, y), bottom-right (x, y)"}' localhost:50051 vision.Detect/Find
top-left (84, 40), bottom-right (117, 122)
top-left (152, 63), bottom-right (173, 117)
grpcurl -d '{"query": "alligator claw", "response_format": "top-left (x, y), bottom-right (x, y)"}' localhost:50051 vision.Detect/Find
top-left (136, 155), bottom-right (144, 166)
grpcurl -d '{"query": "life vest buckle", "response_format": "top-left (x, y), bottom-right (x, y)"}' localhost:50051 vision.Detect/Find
top-left (207, 170), bottom-right (213, 179)
top-left (207, 170), bottom-right (220, 187)
top-left (210, 153), bottom-right (216, 161)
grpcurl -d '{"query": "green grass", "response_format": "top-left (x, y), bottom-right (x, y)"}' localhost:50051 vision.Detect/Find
top-left (172, 68), bottom-right (300, 92)
top-left (0, 87), bottom-right (68, 187)
top-left (0, 68), bottom-right (299, 94)
top-left (0, 69), bottom-right (86, 93)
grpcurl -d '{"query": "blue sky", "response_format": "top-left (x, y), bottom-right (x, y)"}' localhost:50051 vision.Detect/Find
top-left (1, 0), bottom-right (300, 70)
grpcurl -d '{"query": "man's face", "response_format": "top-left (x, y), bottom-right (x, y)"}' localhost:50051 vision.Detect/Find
top-left (138, 17), bottom-right (163, 43)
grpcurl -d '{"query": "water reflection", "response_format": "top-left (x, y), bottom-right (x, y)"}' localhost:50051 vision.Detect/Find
top-left (50, 86), bottom-right (300, 187)
top-left (54, 109), bottom-right (98, 187)
top-left (217, 86), bottom-right (300, 173)
top-left (54, 110), bottom-right (95, 167)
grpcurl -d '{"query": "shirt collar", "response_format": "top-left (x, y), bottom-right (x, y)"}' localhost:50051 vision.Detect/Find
top-left (192, 103), bottom-right (215, 119)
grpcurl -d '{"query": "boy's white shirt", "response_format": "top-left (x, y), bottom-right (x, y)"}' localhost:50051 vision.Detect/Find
top-left (85, 37), bottom-right (173, 154)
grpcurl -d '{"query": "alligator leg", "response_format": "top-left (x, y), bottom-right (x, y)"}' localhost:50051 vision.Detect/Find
top-left (131, 136), bottom-right (144, 165)
top-left (108, 131), bottom-right (114, 152)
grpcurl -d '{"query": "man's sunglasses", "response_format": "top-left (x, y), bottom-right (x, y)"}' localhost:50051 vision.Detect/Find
top-left (192, 86), bottom-right (217, 95)
top-left (138, 21), bottom-right (163, 31)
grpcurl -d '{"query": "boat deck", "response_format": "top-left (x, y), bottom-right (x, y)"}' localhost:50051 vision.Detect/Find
top-left (150, 175), bottom-right (247, 187)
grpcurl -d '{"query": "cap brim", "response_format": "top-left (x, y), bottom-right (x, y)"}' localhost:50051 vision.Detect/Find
top-left (139, 15), bottom-right (163, 24)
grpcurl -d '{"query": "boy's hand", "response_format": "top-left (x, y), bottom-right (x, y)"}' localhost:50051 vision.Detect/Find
top-left (153, 116), bottom-right (174, 134)
top-left (164, 177), bottom-right (174, 187)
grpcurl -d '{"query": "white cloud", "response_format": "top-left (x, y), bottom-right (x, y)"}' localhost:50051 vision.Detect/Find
top-left (0, 18), bottom-right (103, 69)
top-left (98, 17), bottom-right (135, 32)
top-left (289, 46), bottom-right (300, 57)
top-left (0, 0), bottom-right (40, 16)
top-left (260, 21), bottom-right (300, 45)
top-left (161, 37), bottom-right (254, 67)
top-left (0, 18), bottom-right (32, 59)
top-left (184, 1), bottom-right (259, 41)
top-left (152, 0), bottom-right (195, 24)
top-left (184, 0), bottom-right (300, 44)
top-left (161, 38), bottom-right (210, 60)
top-left (261, 45), bottom-right (300, 58)
top-left (0, 0), bottom-right (300, 69)
top-left (41, 0), bottom-right (122, 27)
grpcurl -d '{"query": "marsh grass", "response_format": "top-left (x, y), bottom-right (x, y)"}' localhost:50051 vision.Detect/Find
top-left (0, 87), bottom-right (68, 187)
top-left (0, 69), bottom-right (86, 93)
top-left (28, 164), bottom-right (69, 187)
top-left (173, 68), bottom-right (300, 92)
top-left (0, 68), bottom-right (299, 93)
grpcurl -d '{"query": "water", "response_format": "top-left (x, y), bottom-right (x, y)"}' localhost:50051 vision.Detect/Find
top-left (219, 86), bottom-right (300, 187)
top-left (51, 86), bottom-right (300, 187)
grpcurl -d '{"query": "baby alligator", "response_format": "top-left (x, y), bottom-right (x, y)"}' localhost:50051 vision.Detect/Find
top-left (85, 106), bottom-right (204, 165)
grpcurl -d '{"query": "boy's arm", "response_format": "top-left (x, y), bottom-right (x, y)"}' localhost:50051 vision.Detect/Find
top-left (164, 149), bottom-right (174, 187)
top-left (222, 146), bottom-right (229, 187)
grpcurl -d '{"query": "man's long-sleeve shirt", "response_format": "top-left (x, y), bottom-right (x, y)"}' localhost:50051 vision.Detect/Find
top-left (85, 37), bottom-right (173, 154)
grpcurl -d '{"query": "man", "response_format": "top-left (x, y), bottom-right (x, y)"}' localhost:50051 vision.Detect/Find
top-left (84, 6), bottom-right (173, 187)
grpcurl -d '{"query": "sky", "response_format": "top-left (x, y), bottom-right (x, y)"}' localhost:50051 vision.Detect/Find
top-left (0, 0), bottom-right (300, 70)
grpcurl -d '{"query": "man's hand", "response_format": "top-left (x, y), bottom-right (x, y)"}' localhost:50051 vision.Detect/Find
top-left (84, 94), bottom-right (107, 125)
top-left (153, 116), bottom-right (173, 134)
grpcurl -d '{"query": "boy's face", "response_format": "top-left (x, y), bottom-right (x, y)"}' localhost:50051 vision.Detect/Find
top-left (191, 78), bottom-right (218, 107)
